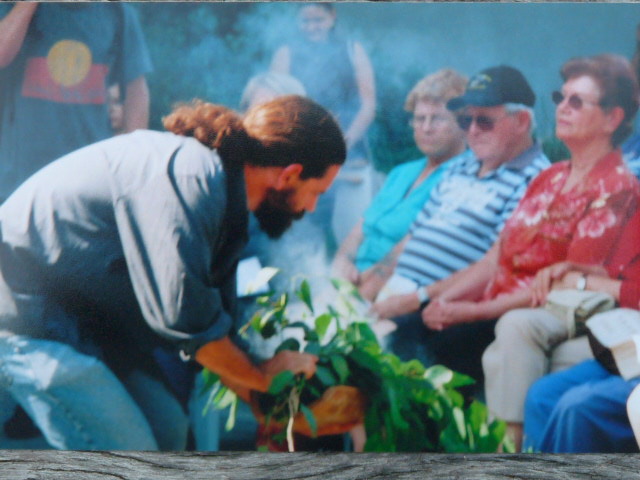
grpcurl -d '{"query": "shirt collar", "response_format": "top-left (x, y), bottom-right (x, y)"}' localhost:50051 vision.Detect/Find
top-left (465, 142), bottom-right (543, 178)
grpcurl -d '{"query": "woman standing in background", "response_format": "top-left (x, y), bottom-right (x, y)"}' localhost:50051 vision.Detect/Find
top-left (271, 2), bottom-right (377, 251)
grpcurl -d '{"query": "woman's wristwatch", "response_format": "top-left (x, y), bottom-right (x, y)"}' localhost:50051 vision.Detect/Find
top-left (576, 273), bottom-right (588, 291)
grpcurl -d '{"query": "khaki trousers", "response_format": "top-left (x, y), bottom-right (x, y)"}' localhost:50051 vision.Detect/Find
top-left (482, 307), bottom-right (593, 423)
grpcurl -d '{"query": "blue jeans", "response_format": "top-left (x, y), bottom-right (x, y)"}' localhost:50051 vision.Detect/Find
top-left (0, 335), bottom-right (188, 450)
top-left (524, 359), bottom-right (640, 453)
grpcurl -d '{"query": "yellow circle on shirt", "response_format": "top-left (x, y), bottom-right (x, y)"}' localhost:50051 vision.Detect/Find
top-left (47, 40), bottom-right (92, 87)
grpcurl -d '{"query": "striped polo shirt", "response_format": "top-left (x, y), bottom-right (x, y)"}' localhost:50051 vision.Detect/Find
top-left (395, 144), bottom-right (550, 287)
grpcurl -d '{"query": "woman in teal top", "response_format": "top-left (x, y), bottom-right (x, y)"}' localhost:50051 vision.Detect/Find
top-left (332, 68), bottom-right (468, 301)
top-left (355, 156), bottom-right (455, 271)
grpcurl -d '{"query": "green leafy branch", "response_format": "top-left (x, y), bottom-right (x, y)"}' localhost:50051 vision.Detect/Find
top-left (202, 275), bottom-right (511, 453)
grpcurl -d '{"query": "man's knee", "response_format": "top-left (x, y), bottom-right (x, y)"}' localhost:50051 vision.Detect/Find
top-left (494, 308), bottom-right (559, 350)
top-left (494, 309), bottom-right (535, 339)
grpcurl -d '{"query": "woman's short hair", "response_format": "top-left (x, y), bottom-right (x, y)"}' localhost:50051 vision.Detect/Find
top-left (561, 54), bottom-right (640, 147)
top-left (240, 72), bottom-right (306, 110)
top-left (404, 68), bottom-right (468, 112)
top-left (163, 96), bottom-right (345, 179)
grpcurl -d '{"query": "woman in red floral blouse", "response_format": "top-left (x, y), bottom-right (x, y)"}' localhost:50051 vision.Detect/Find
top-left (474, 54), bottom-right (640, 451)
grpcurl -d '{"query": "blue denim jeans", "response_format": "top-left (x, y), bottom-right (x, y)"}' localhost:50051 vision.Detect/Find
top-left (524, 359), bottom-right (640, 453)
top-left (0, 335), bottom-right (188, 450)
top-left (0, 385), bottom-right (16, 425)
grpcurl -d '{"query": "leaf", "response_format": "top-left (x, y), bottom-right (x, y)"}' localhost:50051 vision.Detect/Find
top-left (214, 386), bottom-right (237, 410)
top-left (353, 322), bottom-right (378, 344)
top-left (452, 406), bottom-right (466, 440)
top-left (305, 330), bottom-right (319, 343)
top-left (329, 354), bottom-right (350, 384)
top-left (423, 364), bottom-right (454, 389)
top-left (275, 293), bottom-right (289, 310)
top-left (348, 349), bottom-right (382, 375)
top-left (268, 370), bottom-right (295, 395)
top-left (330, 277), bottom-right (359, 296)
top-left (250, 309), bottom-right (267, 333)
top-left (285, 321), bottom-right (311, 335)
top-left (314, 365), bottom-right (337, 387)
top-left (330, 277), bottom-right (348, 292)
top-left (295, 279), bottom-right (314, 314)
top-left (244, 267), bottom-right (279, 295)
top-left (201, 380), bottom-right (222, 416)
top-left (489, 420), bottom-right (512, 453)
top-left (275, 338), bottom-right (301, 353)
top-left (200, 369), bottom-right (220, 393)
top-left (251, 308), bottom-right (278, 338)
top-left (304, 341), bottom-right (321, 355)
top-left (467, 400), bottom-right (488, 433)
top-left (440, 419), bottom-right (468, 453)
top-left (399, 359), bottom-right (427, 377)
top-left (447, 370), bottom-right (476, 389)
top-left (299, 404), bottom-right (318, 438)
top-left (343, 322), bottom-right (379, 349)
top-left (386, 384), bottom-right (409, 430)
top-left (256, 295), bottom-right (273, 307)
top-left (260, 319), bottom-right (277, 339)
top-left (224, 395), bottom-right (238, 431)
top-left (314, 313), bottom-right (332, 342)
top-left (432, 384), bottom-right (463, 410)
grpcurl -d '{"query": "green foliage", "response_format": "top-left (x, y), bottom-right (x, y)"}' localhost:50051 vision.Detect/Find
top-left (202, 275), bottom-right (511, 453)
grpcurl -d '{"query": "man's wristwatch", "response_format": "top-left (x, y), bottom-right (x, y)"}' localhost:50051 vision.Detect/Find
top-left (576, 274), bottom-right (587, 291)
top-left (416, 286), bottom-right (430, 306)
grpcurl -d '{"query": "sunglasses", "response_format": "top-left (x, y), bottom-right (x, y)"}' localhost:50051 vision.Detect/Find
top-left (551, 91), bottom-right (600, 110)
top-left (456, 113), bottom-right (508, 132)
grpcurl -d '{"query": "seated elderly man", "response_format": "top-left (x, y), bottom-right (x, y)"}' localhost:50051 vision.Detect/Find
top-left (332, 68), bottom-right (468, 293)
top-left (370, 65), bottom-right (550, 382)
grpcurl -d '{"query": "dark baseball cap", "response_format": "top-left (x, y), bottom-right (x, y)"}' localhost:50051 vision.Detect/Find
top-left (447, 65), bottom-right (535, 111)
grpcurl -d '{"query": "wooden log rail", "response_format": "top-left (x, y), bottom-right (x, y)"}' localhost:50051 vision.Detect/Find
top-left (2, 451), bottom-right (640, 479)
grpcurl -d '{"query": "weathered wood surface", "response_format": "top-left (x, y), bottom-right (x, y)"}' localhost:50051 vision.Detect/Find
top-left (1, 451), bottom-right (640, 479)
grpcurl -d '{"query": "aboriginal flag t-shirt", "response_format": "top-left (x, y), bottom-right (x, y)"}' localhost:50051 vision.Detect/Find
top-left (0, 3), bottom-right (152, 200)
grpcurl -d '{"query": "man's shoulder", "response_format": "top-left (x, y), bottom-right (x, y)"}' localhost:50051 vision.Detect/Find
top-left (442, 149), bottom-right (472, 168)
top-left (504, 144), bottom-right (551, 174)
top-left (437, 149), bottom-right (475, 176)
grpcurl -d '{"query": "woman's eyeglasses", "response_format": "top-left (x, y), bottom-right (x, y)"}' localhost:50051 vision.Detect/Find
top-left (551, 91), bottom-right (600, 110)
top-left (456, 114), bottom-right (508, 132)
top-left (409, 114), bottom-right (449, 129)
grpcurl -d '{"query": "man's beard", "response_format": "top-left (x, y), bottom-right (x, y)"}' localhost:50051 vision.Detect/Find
top-left (253, 188), bottom-right (305, 239)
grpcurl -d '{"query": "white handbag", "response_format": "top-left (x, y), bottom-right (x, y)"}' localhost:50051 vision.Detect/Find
top-left (544, 289), bottom-right (616, 338)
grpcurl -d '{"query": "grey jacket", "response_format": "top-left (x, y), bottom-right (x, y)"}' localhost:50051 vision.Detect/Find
top-left (0, 130), bottom-right (249, 363)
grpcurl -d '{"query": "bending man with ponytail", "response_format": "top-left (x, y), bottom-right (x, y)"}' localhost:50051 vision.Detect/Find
top-left (0, 95), bottom-right (345, 450)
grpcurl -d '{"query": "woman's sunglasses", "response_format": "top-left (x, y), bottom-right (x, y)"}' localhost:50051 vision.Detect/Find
top-left (551, 91), bottom-right (600, 110)
top-left (456, 114), bottom-right (507, 132)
